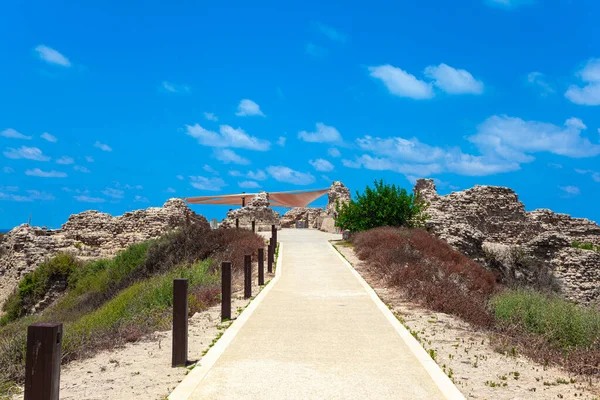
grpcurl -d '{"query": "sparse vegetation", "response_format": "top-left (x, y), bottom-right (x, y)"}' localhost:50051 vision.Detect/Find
top-left (572, 241), bottom-right (600, 253)
top-left (335, 180), bottom-right (429, 232)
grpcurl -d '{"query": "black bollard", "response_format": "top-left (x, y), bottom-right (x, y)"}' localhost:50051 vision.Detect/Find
top-left (221, 262), bottom-right (232, 321)
top-left (24, 322), bottom-right (63, 400)
top-left (244, 255), bottom-right (252, 298)
top-left (258, 248), bottom-right (264, 285)
top-left (172, 279), bottom-right (188, 367)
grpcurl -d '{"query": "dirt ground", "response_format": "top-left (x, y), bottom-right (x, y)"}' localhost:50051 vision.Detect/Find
top-left (334, 242), bottom-right (600, 400)
top-left (12, 269), bottom-right (275, 400)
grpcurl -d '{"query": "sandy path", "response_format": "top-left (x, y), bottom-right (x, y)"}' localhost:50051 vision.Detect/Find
top-left (334, 242), bottom-right (600, 400)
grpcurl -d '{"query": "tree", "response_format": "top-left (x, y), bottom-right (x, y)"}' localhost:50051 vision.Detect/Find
top-left (335, 180), bottom-right (429, 232)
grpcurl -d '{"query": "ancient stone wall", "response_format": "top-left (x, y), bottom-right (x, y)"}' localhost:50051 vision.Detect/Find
top-left (280, 208), bottom-right (325, 228)
top-left (414, 178), bottom-right (600, 304)
top-left (220, 192), bottom-right (280, 231)
top-left (326, 181), bottom-right (351, 215)
top-left (0, 199), bottom-right (208, 308)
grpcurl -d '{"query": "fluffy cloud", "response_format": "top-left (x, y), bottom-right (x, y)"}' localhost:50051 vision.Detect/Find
top-left (559, 185), bottom-right (581, 195)
top-left (565, 59), bottom-right (600, 106)
top-left (298, 123), bottom-right (342, 143)
top-left (235, 99), bottom-right (265, 117)
top-left (368, 65), bottom-right (434, 100)
top-left (266, 166), bottom-right (315, 185)
top-left (238, 181), bottom-right (261, 189)
top-left (343, 154), bottom-right (442, 176)
top-left (165, 188), bottom-right (176, 193)
top-left (356, 136), bottom-right (445, 163)
top-left (423, 63), bottom-right (484, 95)
top-left (328, 148), bottom-right (341, 158)
top-left (247, 169), bottom-right (267, 180)
top-left (74, 195), bottom-right (105, 203)
top-left (94, 141), bottom-right (112, 152)
top-left (34, 45), bottom-right (71, 67)
top-left (25, 168), bottom-right (67, 178)
top-left (102, 188), bottom-right (124, 199)
top-left (74, 165), bottom-right (91, 173)
top-left (189, 176), bottom-right (227, 191)
top-left (277, 136), bottom-right (286, 147)
top-left (470, 115), bottom-right (600, 160)
top-left (185, 124), bottom-right (270, 151)
top-left (204, 112), bottom-right (218, 122)
top-left (203, 165), bottom-right (219, 174)
top-left (309, 158), bottom-right (334, 172)
top-left (134, 195), bottom-right (150, 203)
top-left (4, 146), bottom-right (50, 161)
top-left (443, 151), bottom-right (520, 176)
top-left (1, 128), bottom-right (31, 140)
top-left (214, 149), bottom-right (250, 165)
top-left (85, 156), bottom-right (94, 162)
top-left (575, 169), bottom-right (600, 182)
top-left (527, 72), bottom-right (554, 96)
top-left (41, 132), bottom-right (57, 142)
top-left (56, 156), bottom-right (74, 165)
top-left (162, 81), bottom-right (190, 93)
top-left (0, 189), bottom-right (55, 202)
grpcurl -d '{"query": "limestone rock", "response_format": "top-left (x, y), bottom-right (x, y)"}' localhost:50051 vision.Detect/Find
top-left (326, 181), bottom-right (351, 215)
top-left (280, 208), bottom-right (326, 228)
top-left (220, 192), bottom-right (280, 231)
top-left (0, 198), bottom-right (208, 308)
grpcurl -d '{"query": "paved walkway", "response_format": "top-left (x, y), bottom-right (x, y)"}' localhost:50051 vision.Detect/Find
top-left (172, 229), bottom-right (461, 399)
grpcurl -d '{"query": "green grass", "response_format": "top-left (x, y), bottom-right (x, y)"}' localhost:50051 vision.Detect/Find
top-left (571, 241), bottom-right (600, 252)
top-left (490, 289), bottom-right (600, 350)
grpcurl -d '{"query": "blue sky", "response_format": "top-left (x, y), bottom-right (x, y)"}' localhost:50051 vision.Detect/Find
top-left (1, 0), bottom-right (600, 228)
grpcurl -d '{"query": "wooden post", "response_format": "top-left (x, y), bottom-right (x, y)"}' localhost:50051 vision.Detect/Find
top-left (258, 248), bottom-right (264, 285)
top-left (235, 218), bottom-right (239, 229)
top-left (251, 220), bottom-right (255, 233)
top-left (244, 255), bottom-right (252, 298)
top-left (172, 279), bottom-right (188, 367)
top-left (221, 262), bottom-right (231, 321)
top-left (271, 224), bottom-right (277, 250)
top-left (24, 322), bottom-right (63, 400)
top-left (267, 239), bottom-right (273, 273)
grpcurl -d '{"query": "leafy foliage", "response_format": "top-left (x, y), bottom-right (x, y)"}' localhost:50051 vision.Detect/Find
top-left (335, 180), bottom-right (429, 232)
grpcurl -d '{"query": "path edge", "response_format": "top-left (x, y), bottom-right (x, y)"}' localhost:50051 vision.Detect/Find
top-left (168, 243), bottom-right (284, 400)
top-left (329, 242), bottom-right (466, 400)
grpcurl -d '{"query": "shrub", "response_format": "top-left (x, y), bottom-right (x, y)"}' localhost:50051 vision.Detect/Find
top-left (572, 241), bottom-right (599, 252)
top-left (353, 227), bottom-right (498, 327)
top-left (335, 180), bottom-right (429, 232)
top-left (490, 289), bottom-right (600, 350)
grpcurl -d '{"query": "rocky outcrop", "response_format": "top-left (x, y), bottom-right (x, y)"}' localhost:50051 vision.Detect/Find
top-left (326, 181), bottom-right (351, 215)
top-left (0, 199), bottom-right (208, 308)
top-left (281, 208), bottom-right (325, 228)
top-left (414, 179), bottom-right (600, 304)
top-left (220, 192), bottom-right (280, 231)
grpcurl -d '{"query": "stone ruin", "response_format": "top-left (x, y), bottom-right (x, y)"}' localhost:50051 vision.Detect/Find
top-left (220, 192), bottom-right (281, 231)
top-left (414, 179), bottom-right (600, 304)
top-left (280, 181), bottom-right (351, 232)
top-left (0, 199), bottom-right (208, 308)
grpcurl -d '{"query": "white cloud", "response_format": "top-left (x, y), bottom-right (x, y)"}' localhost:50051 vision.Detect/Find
top-left (266, 166), bottom-right (315, 185)
top-left (102, 188), bottom-right (124, 199)
top-left (162, 81), bottom-right (190, 93)
top-left (356, 136), bottom-right (445, 163)
top-left (190, 176), bottom-right (227, 191)
top-left (3, 167), bottom-right (14, 173)
top-left (94, 141), bottom-right (112, 152)
top-left (298, 123), bottom-right (342, 143)
top-left (203, 165), bottom-right (219, 174)
top-left (443, 151), bottom-right (520, 176)
top-left (527, 72), bottom-right (554, 96)
top-left (176, 175), bottom-right (184, 180)
top-left (235, 99), bottom-right (265, 117)
top-left (277, 136), bottom-right (287, 147)
top-left (238, 180), bottom-right (261, 189)
top-left (312, 21), bottom-right (347, 43)
top-left (34, 45), bottom-right (71, 67)
top-left (134, 195), bottom-right (150, 203)
top-left (309, 158), bottom-right (334, 172)
top-left (0, 189), bottom-right (55, 202)
top-left (41, 132), bottom-right (57, 142)
top-left (565, 59), bottom-right (600, 106)
top-left (328, 148), bottom-right (341, 158)
top-left (229, 170), bottom-right (243, 177)
top-left (548, 163), bottom-right (563, 169)
top-left (74, 195), bottom-right (105, 203)
top-left (470, 115), bottom-right (600, 160)
top-left (25, 168), bottom-right (67, 178)
top-left (559, 185), bottom-right (581, 195)
top-left (423, 63), bottom-right (483, 95)
top-left (368, 65), bottom-right (434, 100)
top-left (185, 124), bottom-right (270, 151)
top-left (1, 128), bottom-right (31, 140)
top-left (4, 146), bottom-right (50, 161)
top-left (204, 112), bottom-right (218, 121)
top-left (56, 156), bottom-right (74, 165)
top-left (344, 154), bottom-right (442, 176)
top-left (166, 188), bottom-right (176, 193)
top-left (575, 169), bottom-right (600, 183)
top-left (74, 165), bottom-right (91, 173)
top-left (85, 156), bottom-right (94, 162)
top-left (305, 43), bottom-right (327, 57)
top-left (214, 149), bottom-right (250, 165)
top-left (247, 169), bottom-right (267, 180)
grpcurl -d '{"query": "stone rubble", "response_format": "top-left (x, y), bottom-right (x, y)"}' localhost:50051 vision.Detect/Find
top-left (414, 179), bottom-right (600, 304)
top-left (220, 192), bottom-right (281, 231)
top-left (0, 199), bottom-right (208, 308)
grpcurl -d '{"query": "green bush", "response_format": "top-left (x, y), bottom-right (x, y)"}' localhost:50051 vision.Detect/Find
top-left (571, 241), bottom-right (599, 252)
top-left (490, 289), bottom-right (600, 350)
top-left (335, 180), bottom-right (429, 232)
